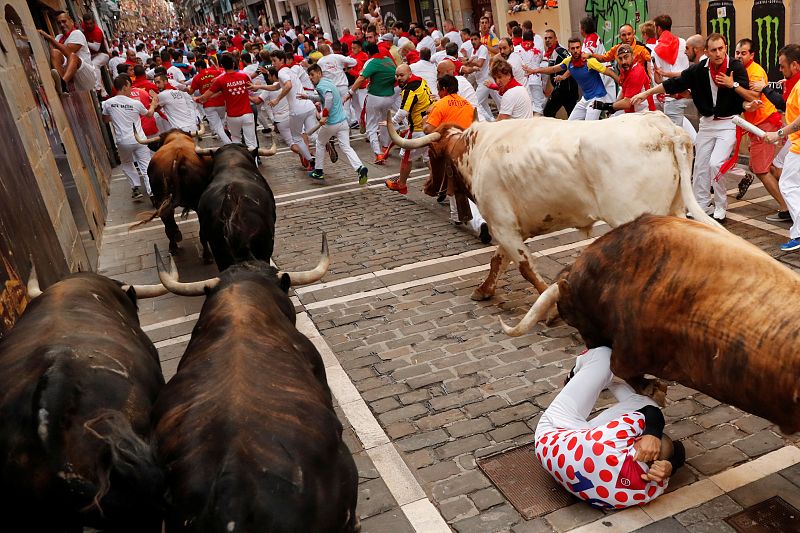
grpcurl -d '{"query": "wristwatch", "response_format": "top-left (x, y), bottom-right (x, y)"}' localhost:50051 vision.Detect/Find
top-left (778, 128), bottom-right (785, 139)
top-left (732, 82), bottom-right (740, 89)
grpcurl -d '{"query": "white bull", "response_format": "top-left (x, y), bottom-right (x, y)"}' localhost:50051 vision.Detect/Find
top-left (388, 111), bottom-right (718, 301)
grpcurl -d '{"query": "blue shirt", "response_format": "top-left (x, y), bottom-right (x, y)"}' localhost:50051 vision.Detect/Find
top-left (559, 57), bottom-right (609, 100)
top-left (315, 78), bottom-right (347, 125)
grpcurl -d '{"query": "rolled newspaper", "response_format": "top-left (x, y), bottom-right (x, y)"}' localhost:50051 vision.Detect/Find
top-left (732, 115), bottom-right (767, 139)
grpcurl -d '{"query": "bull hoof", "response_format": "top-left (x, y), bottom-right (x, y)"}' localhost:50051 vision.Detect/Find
top-left (168, 243), bottom-right (182, 255)
top-left (471, 289), bottom-right (494, 301)
top-left (174, 230), bottom-right (183, 243)
top-left (544, 307), bottom-right (561, 326)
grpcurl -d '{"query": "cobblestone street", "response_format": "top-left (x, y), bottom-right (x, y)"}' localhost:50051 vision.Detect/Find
top-left (99, 129), bottom-right (800, 532)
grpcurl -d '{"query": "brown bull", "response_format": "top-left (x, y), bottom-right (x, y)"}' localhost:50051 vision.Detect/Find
top-left (151, 237), bottom-right (359, 532)
top-left (132, 128), bottom-right (214, 258)
top-left (0, 267), bottom-right (168, 531)
top-left (502, 215), bottom-right (800, 434)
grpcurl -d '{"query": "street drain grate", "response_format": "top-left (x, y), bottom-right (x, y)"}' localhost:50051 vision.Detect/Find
top-left (725, 496), bottom-right (800, 533)
top-left (477, 443), bottom-right (574, 519)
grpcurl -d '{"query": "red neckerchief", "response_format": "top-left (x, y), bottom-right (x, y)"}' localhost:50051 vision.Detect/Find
top-left (499, 77), bottom-right (522, 95)
top-left (543, 43), bottom-right (557, 58)
top-left (645, 37), bottom-right (657, 45)
top-left (405, 49), bottom-right (420, 64)
top-left (569, 54), bottom-right (586, 68)
top-left (784, 72), bottom-right (800, 101)
top-left (583, 33), bottom-right (600, 51)
top-left (655, 30), bottom-right (679, 64)
top-left (520, 41), bottom-right (540, 55)
top-left (512, 37), bottom-right (522, 47)
top-left (57, 29), bottom-right (73, 44)
top-left (709, 56), bottom-right (728, 87)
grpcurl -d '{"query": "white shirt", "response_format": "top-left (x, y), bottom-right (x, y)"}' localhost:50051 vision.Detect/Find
top-left (243, 63), bottom-right (265, 85)
top-left (456, 75), bottom-right (479, 108)
top-left (157, 89), bottom-right (198, 132)
top-left (278, 67), bottom-right (315, 115)
top-left (397, 36), bottom-right (412, 49)
top-left (516, 45), bottom-right (544, 86)
top-left (430, 29), bottom-right (443, 40)
top-left (101, 94), bottom-right (147, 145)
top-left (258, 88), bottom-right (289, 122)
top-left (417, 35), bottom-right (436, 55)
top-left (471, 44), bottom-right (490, 82)
top-left (108, 56), bottom-right (126, 78)
top-left (58, 29), bottom-right (93, 66)
top-left (410, 60), bottom-right (439, 100)
top-left (506, 51), bottom-right (527, 85)
top-left (444, 30), bottom-right (462, 47)
top-left (166, 65), bottom-right (187, 89)
top-left (499, 85), bottom-right (533, 119)
top-left (654, 37), bottom-right (689, 102)
top-left (431, 50), bottom-right (448, 64)
top-left (459, 40), bottom-right (474, 60)
top-left (317, 53), bottom-right (357, 87)
top-left (136, 50), bottom-right (151, 64)
top-left (284, 28), bottom-right (297, 41)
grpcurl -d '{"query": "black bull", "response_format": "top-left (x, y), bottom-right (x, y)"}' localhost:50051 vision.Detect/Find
top-left (197, 144), bottom-right (277, 271)
top-left (0, 272), bottom-right (166, 532)
top-left (502, 215), bottom-right (800, 434)
top-left (152, 250), bottom-right (359, 532)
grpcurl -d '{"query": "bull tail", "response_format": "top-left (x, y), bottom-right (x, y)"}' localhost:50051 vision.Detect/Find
top-left (501, 282), bottom-right (561, 337)
top-left (672, 133), bottom-right (719, 227)
top-left (128, 194), bottom-right (174, 230)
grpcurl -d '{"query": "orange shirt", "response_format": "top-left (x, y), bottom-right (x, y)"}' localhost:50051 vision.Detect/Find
top-left (427, 94), bottom-right (474, 129)
top-left (596, 40), bottom-right (651, 69)
top-left (786, 79), bottom-right (800, 155)
top-left (743, 61), bottom-right (777, 126)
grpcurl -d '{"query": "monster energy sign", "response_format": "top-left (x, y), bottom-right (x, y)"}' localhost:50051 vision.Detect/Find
top-left (706, 0), bottom-right (735, 55)
top-left (752, 0), bottom-right (785, 82)
top-left (584, 0), bottom-right (648, 52)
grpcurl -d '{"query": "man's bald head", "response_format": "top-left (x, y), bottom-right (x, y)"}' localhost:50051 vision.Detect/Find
top-left (685, 34), bottom-right (704, 63)
top-left (437, 60), bottom-right (455, 78)
top-left (395, 63), bottom-right (412, 85)
top-left (318, 43), bottom-right (331, 55)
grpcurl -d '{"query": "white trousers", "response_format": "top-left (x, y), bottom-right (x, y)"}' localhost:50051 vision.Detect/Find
top-left (774, 140), bottom-right (791, 169)
top-left (568, 94), bottom-right (612, 121)
top-left (476, 82), bottom-right (501, 121)
top-left (91, 52), bottom-right (109, 94)
top-left (337, 85), bottom-right (351, 123)
top-left (289, 109), bottom-right (316, 160)
top-left (664, 98), bottom-right (689, 128)
top-left (118, 142), bottom-right (152, 195)
top-left (693, 118), bottom-right (737, 217)
top-left (205, 106), bottom-right (231, 144)
top-left (535, 347), bottom-right (657, 442)
top-left (779, 152), bottom-right (800, 239)
top-left (364, 94), bottom-right (394, 155)
top-left (351, 88), bottom-right (367, 125)
top-left (315, 120), bottom-right (363, 171)
top-left (227, 113), bottom-right (256, 149)
top-left (449, 196), bottom-right (486, 235)
top-left (528, 83), bottom-right (546, 115)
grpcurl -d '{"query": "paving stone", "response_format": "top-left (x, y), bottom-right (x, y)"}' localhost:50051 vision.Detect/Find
top-left (732, 429), bottom-right (785, 457)
top-left (694, 405), bottom-right (741, 428)
top-left (436, 434), bottom-right (492, 460)
top-left (440, 495), bottom-right (479, 521)
top-left (378, 403), bottom-right (429, 425)
top-left (452, 503), bottom-right (520, 533)
top-left (733, 415), bottom-right (772, 434)
top-left (470, 487), bottom-right (506, 511)
top-left (666, 419), bottom-right (706, 440)
top-left (728, 472), bottom-right (800, 510)
top-left (417, 460), bottom-right (461, 484)
top-left (688, 445), bottom-right (749, 475)
top-left (396, 429), bottom-right (450, 452)
top-left (663, 399), bottom-right (706, 419)
top-left (359, 508), bottom-right (415, 533)
top-left (398, 389), bottom-right (431, 405)
top-left (488, 402), bottom-right (539, 426)
top-left (417, 409), bottom-right (466, 431)
top-left (634, 517), bottom-right (689, 532)
top-left (511, 518), bottom-right (557, 533)
top-left (429, 389), bottom-right (484, 411)
top-left (406, 369), bottom-right (455, 389)
top-left (676, 495), bottom-right (742, 524)
top-left (385, 421), bottom-right (417, 439)
top-left (404, 448), bottom-right (436, 469)
top-left (544, 503), bottom-right (604, 532)
top-left (362, 383), bottom-right (409, 402)
top-left (357, 478), bottom-right (397, 519)
top-left (780, 462), bottom-right (800, 487)
top-left (446, 417), bottom-right (494, 438)
top-left (693, 424), bottom-right (746, 450)
top-left (432, 469), bottom-right (492, 501)
top-left (370, 397), bottom-right (401, 415)
top-left (685, 518), bottom-right (737, 533)
top-left (490, 421), bottom-right (532, 442)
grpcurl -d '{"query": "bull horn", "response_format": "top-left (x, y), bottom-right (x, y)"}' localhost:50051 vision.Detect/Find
top-left (134, 126), bottom-right (161, 145)
top-left (278, 234), bottom-right (330, 286)
top-left (154, 244), bottom-right (219, 296)
top-left (191, 122), bottom-right (207, 138)
top-left (121, 283), bottom-right (170, 298)
top-left (257, 136), bottom-right (278, 156)
top-left (500, 283), bottom-right (561, 337)
top-left (27, 257), bottom-right (42, 299)
top-left (194, 146), bottom-right (218, 155)
top-left (386, 111), bottom-right (440, 149)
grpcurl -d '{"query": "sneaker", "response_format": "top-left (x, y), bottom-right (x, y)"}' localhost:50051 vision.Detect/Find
top-left (131, 187), bottom-right (143, 200)
top-left (436, 191), bottom-right (447, 204)
top-left (713, 216), bottom-right (726, 225)
top-left (385, 179), bottom-right (408, 194)
top-left (780, 238), bottom-right (800, 252)
top-left (479, 223), bottom-right (492, 244)
top-left (308, 169), bottom-right (324, 180)
top-left (736, 171), bottom-right (755, 200)
top-left (299, 154), bottom-right (309, 167)
top-left (350, 121), bottom-right (360, 129)
top-left (326, 140), bottom-right (339, 163)
top-left (766, 210), bottom-right (792, 223)
top-left (50, 68), bottom-right (67, 95)
top-left (357, 166), bottom-right (368, 185)
top-left (374, 154), bottom-right (387, 165)
top-left (262, 127), bottom-right (272, 134)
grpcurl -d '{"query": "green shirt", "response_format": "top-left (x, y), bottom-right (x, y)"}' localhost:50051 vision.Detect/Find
top-left (361, 56), bottom-right (397, 97)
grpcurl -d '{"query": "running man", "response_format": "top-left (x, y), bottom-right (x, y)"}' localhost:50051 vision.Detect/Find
top-left (302, 64), bottom-right (369, 184)
top-left (268, 50), bottom-right (316, 169)
top-left (153, 73), bottom-right (200, 133)
top-left (190, 59), bottom-right (231, 144)
top-left (102, 76), bottom-right (158, 200)
top-left (385, 64), bottom-right (432, 193)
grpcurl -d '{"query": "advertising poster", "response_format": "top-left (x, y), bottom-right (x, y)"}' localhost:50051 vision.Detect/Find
top-left (751, 0), bottom-right (785, 81)
top-left (707, 0), bottom-right (736, 54)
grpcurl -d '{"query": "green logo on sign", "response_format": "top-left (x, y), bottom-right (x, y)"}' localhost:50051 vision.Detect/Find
top-left (755, 15), bottom-right (780, 71)
top-left (709, 17), bottom-right (731, 46)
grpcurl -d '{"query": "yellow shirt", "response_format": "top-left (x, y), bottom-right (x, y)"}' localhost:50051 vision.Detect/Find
top-left (787, 80), bottom-right (800, 154)
top-left (743, 61), bottom-right (777, 126)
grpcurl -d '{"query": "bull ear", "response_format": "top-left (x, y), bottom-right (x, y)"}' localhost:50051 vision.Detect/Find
top-left (279, 272), bottom-right (291, 293)
top-left (124, 285), bottom-right (139, 306)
